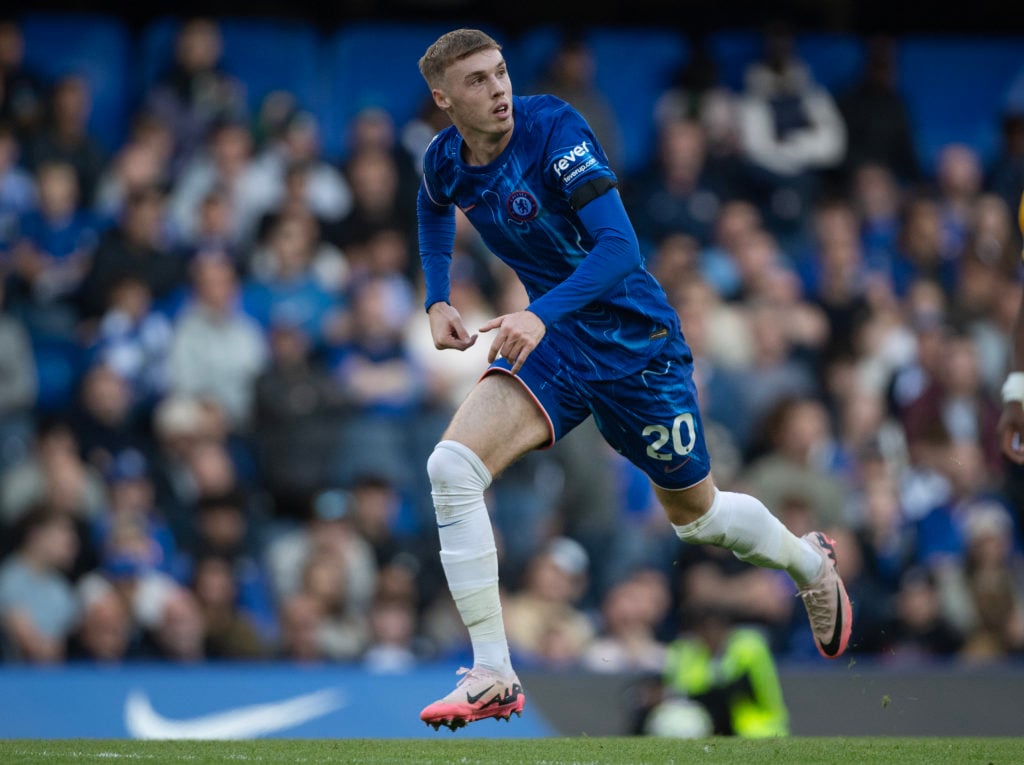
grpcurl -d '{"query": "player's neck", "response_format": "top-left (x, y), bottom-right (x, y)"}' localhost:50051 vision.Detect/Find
top-left (460, 125), bottom-right (513, 166)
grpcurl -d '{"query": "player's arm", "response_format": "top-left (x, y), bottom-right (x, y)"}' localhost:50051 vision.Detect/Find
top-left (481, 186), bottom-right (640, 373)
top-left (418, 179), bottom-right (477, 351)
top-left (526, 186), bottom-right (641, 325)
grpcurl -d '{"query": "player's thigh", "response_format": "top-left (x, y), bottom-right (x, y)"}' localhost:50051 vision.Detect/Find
top-left (442, 372), bottom-right (551, 477)
top-left (589, 337), bottom-right (712, 494)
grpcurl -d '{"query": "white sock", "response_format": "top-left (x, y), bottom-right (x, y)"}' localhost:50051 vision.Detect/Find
top-left (428, 440), bottom-right (512, 675)
top-left (672, 488), bottom-right (823, 585)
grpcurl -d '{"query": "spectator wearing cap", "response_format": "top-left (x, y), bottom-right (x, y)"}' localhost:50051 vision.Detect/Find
top-left (92, 448), bottom-right (180, 578)
top-left (76, 513), bottom-right (181, 643)
top-left (148, 394), bottom-right (207, 541)
top-left (503, 536), bottom-right (595, 667)
top-left (0, 503), bottom-right (80, 662)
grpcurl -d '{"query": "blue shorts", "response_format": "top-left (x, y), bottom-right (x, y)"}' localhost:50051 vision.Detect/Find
top-left (487, 328), bottom-right (711, 490)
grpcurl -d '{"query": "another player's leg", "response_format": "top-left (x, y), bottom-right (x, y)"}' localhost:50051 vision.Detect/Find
top-left (655, 480), bottom-right (853, 659)
top-left (420, 373), bottom-right (549, 730)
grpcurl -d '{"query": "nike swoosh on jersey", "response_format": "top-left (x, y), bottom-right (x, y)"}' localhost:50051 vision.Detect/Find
top-left (663, 457), bottom-right (692, 473)
top-left (124, 687), bottom-right (344, 739)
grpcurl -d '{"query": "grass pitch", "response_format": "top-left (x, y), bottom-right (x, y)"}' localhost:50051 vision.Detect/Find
top-left (1, 737), bottom-right (1023, 764)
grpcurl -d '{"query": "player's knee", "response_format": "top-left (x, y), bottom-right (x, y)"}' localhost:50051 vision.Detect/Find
top-left (427, 440), bottom-right (492, 494)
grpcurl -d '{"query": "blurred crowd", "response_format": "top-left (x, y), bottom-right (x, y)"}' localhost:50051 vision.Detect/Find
top-left (2, 16), bottom-right (1024, 672)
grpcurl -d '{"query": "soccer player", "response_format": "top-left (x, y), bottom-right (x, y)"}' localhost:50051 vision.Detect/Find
top-left (998, 191), bottom-right (1024, 463)
top-left (415, 28), bottom-right (852, 731)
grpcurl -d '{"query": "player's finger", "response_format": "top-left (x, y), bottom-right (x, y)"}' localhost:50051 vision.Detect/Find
top-left (488, 331), bottom-right (507, 363)
top-left (450, 325), bottom-right (477, 349)
top-left (509, 346), bottom-right (532, 375)
top-left (479, 316), bottom-right (505, 333)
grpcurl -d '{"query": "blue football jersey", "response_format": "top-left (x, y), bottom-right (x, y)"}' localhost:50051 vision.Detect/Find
top-left (421, 94), bottom-right (680, 380)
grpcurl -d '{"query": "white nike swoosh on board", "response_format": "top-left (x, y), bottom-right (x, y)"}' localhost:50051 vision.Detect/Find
top-left (124, 687), bottom-right (344, 739)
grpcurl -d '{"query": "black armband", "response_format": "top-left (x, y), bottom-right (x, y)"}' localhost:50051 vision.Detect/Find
top-left (569, 176), bottom-right (617, 211)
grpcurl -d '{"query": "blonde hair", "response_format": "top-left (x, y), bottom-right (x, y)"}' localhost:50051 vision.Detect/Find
top-left (418, 28), bottom-right (502, 89)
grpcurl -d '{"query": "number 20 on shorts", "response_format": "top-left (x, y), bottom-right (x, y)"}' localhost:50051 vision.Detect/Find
top-left (643, 413), bottom-right (696, 460)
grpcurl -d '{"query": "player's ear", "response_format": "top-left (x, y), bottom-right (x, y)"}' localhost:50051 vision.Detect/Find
top-left (431, 88), bottom-right (450, 111)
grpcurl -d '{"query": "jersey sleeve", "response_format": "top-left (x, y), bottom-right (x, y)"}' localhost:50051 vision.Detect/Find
top-left (526, 101), bottom-right (640, 326)
top-left (542, 101), bottom-right (618, 208)
top-left (417, 137), bottom-right (457, 311)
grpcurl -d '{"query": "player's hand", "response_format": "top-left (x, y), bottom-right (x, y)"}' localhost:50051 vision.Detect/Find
top-left (479, 310), bottom-right (546, 374)
top-left (999, 401), bottom-right (1024, 464)
top-left (427, 302), bottom-right (477, 351)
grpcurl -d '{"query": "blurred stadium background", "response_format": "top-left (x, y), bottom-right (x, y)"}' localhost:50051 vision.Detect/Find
top-left (2, 0), bottom-right (1024, 740)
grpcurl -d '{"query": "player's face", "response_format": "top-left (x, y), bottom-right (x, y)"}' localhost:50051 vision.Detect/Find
top-left (436, 48), bottom-right (513, 138)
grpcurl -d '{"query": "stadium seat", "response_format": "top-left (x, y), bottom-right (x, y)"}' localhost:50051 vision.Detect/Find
top-left (796, 33), bottom-right (864, 95)
top-left (506, 24), bottom-right (564, 94)
top-left (708, 29), bottom-right (761, 92)
top-left (584, 27), bottom-right (689, 175)
top-left (18, 13), bottom-right (130, 153)
top-left (897, 35), bottom-right (1024, 173)
top-left (710, 29), bottom-right (863, 95)
top-left (29, 334), bottom-right (83, 413)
